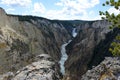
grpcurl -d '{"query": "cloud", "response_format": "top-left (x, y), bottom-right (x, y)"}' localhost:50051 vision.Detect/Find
top-left (32, 3), bottom-right (46, 14)
top-left (55, 0), bottom-right (99, 15)
top-left (1, 0), bottom-right (101, 20)
top-left (6, 8), bottom-right (15, 12)
top-left (108, 7), bottom-right (119, 15)
top-left (45, 9), bottom-right (101, 20)
top-left (1, 0), bottom-right (31, 7)
top-left (45, 0), bottom-right (100, 20)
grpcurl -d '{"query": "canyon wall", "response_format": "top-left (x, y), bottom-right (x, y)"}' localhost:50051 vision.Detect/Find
top-left (0, 7), bottom-right (71, 74)
top-left (64, 20), bottom-right (120, 80)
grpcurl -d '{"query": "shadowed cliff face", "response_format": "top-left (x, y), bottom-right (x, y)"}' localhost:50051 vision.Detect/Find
top-left (64, 20), bottom-right (118, 80)
top-left (0, 8), bottom-right (71, 74)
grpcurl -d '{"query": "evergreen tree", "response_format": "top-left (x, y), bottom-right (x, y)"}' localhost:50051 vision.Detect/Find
top-left (99, 0), bottom-right (120, 56)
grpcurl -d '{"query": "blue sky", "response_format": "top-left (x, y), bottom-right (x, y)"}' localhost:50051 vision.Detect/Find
top-left (0, 0), bottom-right (119, 20)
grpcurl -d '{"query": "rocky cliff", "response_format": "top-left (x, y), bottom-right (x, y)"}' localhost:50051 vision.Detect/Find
top-left (65, 20), bottom-right (120, 80)
top-left (81, 57), bottom-right (120, 80)
top-left (0, 54), bottom-right (62, 80)
top-left (0, 7), bottom-right (71, 74)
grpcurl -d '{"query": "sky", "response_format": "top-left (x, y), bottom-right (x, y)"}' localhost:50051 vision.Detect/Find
top-left (0, 0), bottom-right (119, 20)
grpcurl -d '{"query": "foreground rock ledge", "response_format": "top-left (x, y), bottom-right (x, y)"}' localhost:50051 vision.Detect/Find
top-left (81, 57), bottom-right (120, 80)
top-left (0, 54), bottom-right (62, 80)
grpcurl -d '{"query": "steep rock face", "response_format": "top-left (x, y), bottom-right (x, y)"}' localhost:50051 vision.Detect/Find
top-left (0, 54), bottom-right (62, 80)
top-left (81, 57), bottom-right (120, 80)
top-left (65, 20), bottom-right (116, 80)
top-left (0, 8), bottom-right (71, 74)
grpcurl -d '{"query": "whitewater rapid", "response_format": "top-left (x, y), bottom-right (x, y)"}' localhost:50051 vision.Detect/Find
top-left (59, 42), bottom-right (69, 74)
top-left (59, 28), bottom-right (77, 75)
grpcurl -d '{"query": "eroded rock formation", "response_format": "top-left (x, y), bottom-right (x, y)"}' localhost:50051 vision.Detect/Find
top-left (0, 7), bottom-right (71, 74)
top-left (81, 57), bottom-right (120, 80)
top-left (64, 20), bottom-right (120, 80)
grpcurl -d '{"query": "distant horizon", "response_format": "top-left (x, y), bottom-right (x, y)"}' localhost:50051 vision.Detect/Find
top-left (0, 0), bottom-right (119, 20)
top-left (6, 11), bottom-right (102, 21)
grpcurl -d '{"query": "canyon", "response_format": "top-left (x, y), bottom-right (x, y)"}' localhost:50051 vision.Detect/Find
top-left (0, 7), bottom-right (120, 80)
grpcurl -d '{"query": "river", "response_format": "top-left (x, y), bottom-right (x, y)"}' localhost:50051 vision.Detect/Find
top-left (59, 28), bottom-right (77, 75)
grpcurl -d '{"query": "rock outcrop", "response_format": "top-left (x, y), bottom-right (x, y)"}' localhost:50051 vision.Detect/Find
top-left (81, 57), bottom-right (120, 80)
top-left (0, 54), bottom-right (62, 80)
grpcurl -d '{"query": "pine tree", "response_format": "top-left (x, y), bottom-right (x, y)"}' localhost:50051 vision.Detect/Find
top-left (99, 0), bottom-right (120, 56)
